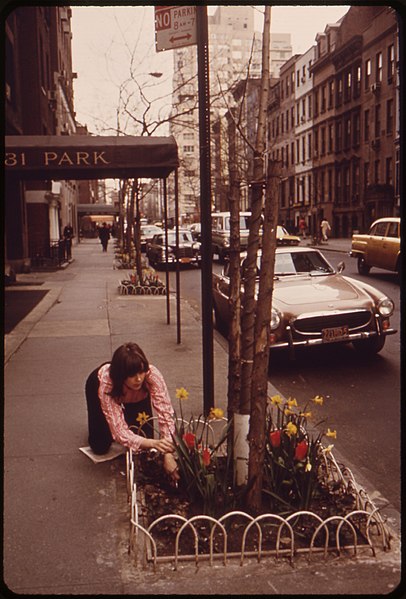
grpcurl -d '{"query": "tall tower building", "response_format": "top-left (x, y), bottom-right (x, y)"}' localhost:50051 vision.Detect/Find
top-left (169, 6), bottom-right (291, 221)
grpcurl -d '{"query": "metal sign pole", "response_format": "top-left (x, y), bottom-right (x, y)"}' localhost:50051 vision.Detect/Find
top-left (196, 6), bottom-right (214, 415)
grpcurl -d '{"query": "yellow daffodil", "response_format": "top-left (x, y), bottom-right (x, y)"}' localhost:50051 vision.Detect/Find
top-left (326, 428), bottom-right (337, 439)
top-left (271, 394), bottom-right (283, 406)
top-left (176, 387), bottom-right (189, 401)
top-left (284, 408), bottom-right (294, 416)
top-left (299, 411), bottom-right (312, 418)
top-left (287, 397), bottom-right (298, 408)
top-left (322, 444), bottom-right (334, 454)
top-left (209, 407), bottom-right (224, 420)
top-left (305, 461), bottom-right (312, 472)
top-left (311, 395), bottom-right (324, 405)
top-left (285, 421), bottom-right (298, 437)
top-left (136, 411), bottom-right (150, 426)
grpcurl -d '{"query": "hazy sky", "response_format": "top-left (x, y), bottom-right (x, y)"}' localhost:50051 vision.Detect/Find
top-left (71, 5), bottom-right (349, 134)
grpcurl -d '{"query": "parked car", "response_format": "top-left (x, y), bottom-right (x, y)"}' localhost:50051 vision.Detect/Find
top-left (276, 225), bottom-right (301, 246)
top-left (146, 229), bottom-right (201, 268)
top-left (350, 217), bottom-right (401, 275)
top-left (211, 211), bottom-right (251, 262)
top-left (189, 222), bottom-right (202, 242)
top-left (212, 246), bottom-right (396, 355)
top-left (140, 225), bottom-right (163, 251)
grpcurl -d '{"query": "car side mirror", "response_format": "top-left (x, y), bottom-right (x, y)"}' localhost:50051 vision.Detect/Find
top-left (337, 261), bottom-right (345, 273)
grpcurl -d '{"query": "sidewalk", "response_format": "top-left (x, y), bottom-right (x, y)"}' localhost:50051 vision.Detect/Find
top-left (3, 238), bottom-right (401, 595)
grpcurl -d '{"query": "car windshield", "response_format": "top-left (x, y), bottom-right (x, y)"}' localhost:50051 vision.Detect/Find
top-left (273, 251), bottom-right (334, 276)
top-left (166, 231), bottom-right (193, 244)
top-left (225, 215), bottom-right (250, 231)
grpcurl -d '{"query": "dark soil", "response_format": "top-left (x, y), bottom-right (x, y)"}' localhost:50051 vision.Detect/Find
top-left (134, 453), bottom-right (370, 559)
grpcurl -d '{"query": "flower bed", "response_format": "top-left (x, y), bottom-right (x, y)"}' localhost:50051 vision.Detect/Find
top-left (118, 269), bottom-right (166, 295)
top-left (125, 409), bottom-right (391, 569)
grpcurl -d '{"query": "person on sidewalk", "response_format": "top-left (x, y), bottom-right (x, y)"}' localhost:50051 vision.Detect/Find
top-left (85, 342), bottom-right (180, 482)
top-left (298, 217), bottom-right (306, 239)
top-left (320, 218), bottom-right (331, 241)
top-left (63, 223), bottom-right (74, 260)
top-left (98, 222), bottom-right (110, 252)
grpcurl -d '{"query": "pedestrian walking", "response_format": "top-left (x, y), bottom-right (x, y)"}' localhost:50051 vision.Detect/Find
top-left (63, 223), bottom-right (74, 260)
top-left (298, 217), bottom-right (306, 238)
top-left (98, 222), bottom-right (110, 252)
top-left (320, 218), bottom-right (331, 241)
top-left (84, 342), bottom-right (180, 482)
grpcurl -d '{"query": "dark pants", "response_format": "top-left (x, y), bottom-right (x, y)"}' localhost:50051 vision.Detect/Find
top-left (85, 365), bottom-right (153, 454)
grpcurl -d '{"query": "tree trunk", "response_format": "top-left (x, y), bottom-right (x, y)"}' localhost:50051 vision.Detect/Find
top-left (133, 180), bottom-right (143, 284)
top-left (226, 109), bottom-right (242, 471)
top-left (240, 6), bottom-right (271, 415)
top-left (246, 159), bottom-right (279, 513)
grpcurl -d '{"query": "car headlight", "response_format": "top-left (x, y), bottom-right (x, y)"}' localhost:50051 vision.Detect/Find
top-left (270, 308), bottom-right (281, 330)
top-left (222, 238), bottom-right (230, 247)
top-left (378, 297), bottom-right (394, 317)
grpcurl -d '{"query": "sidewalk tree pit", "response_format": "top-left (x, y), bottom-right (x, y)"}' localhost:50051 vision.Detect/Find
top-left (126, 392), bottom-right (391, 566)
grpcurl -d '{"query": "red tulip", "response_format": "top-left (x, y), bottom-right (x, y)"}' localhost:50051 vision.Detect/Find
top-left (202, 448), bottom-right (211, 466)
top-left (270, 429), bottom-right (281, 448)
top-left (182, 432), bottom-right (196, 450)
top-left (294, 440), bottom-right (308, 461)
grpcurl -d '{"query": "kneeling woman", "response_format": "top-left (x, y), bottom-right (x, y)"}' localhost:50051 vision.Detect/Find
top-left (85, 342), bottom-right (179, 482)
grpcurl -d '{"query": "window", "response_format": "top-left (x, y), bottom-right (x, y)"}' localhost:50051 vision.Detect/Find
top-left (291, 106), bottom-right (295, 128)
top-left (385, 157), bottom-right (393, 185)
top-left (387, 44), bottom-right (395, 82)
top-left (371, 221), bottom-right (387, 236)
top-left (314, 128), bottom-right (318, 156)
top-left (365, 58), bottom-right (371, 89)
top-left (296, 69), bottom-right (300, 87)
top-left (308, 95), bottom-right (312, 118)
top-left (321, 85), bottom-right (327, 111)
top-left (336, 76), bottom-right (343, 106)
top-left (353, 113), bottom-right (360, 146)
top-left (307, 133), bottom-right (312, 159)
top-left (364, 162), bottom-right (370, 189)
top-left (374, 104), bottom-right (381, 138)
top-left (364, 109), bottom-right (370, 142)
top-left (314, 88), bottom-right (319, 116)
top-left (344, 70), bottom-right (352, 101)
top-left (376, 51), bottom-right (382, 82)
top-left (355, 65), bottom-right (362, 95)
top-left (328, 80), bottom-right (334, 108)
top-left (387, 221), bottom-right (398, 238)
top-left (321, 127), bottom-right (326, 156)
top-left (344, 116), bottom-right (351, 149)
top-left (291, 142), bottom-right (295, 165)
top-left (183, 145), bottom-right (194, 153)
top-left (328, 124), bottom-right (334, 153)
top-left (386, 99), bottom-right (394, 134)
top-left (302, 137), bottom-right (305, 163)
top-left (335, 121), bottom-right (342, 152)
top-left (352, 161), bottom-right (360, 199)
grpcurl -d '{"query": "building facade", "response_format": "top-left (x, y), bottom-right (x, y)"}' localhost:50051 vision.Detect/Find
top-left (267, 5), bottom-right (399, 237)
top-left (5, 6), bottom-right (77, 273)
top-left (169, 6), bottom-right (292, 221)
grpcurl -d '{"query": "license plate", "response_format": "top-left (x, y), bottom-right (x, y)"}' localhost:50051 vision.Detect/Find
top-left (180, 257), bottom-right (192, 263)
top-left (322, 325), bottom-right (349, 342)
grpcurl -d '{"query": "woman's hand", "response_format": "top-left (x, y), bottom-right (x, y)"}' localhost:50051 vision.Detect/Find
top-left (140, 437), bottom-right (174, 454)
top-left (163, 453), bottom-right (180, 483)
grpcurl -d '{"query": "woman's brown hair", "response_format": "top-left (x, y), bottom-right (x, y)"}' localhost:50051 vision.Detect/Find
top-left (109, 342), bottom-right (149, 398)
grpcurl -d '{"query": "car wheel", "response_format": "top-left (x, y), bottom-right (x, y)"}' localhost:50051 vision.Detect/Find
top-left (352, 335), bottom-right (386, 354)
top-left (357, 256), bottom-right (371, 275)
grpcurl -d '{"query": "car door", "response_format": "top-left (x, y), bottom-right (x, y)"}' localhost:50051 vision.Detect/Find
top-left (380, 220), bottom-right (400, 270)
top-left (366, 221), bottom-right (389, 268)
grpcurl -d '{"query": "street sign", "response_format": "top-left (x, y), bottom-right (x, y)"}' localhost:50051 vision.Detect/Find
top-left (155, 6), bottom-right (197, 52)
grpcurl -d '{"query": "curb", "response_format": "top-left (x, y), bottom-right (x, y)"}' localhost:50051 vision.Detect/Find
top-left (4, 285), bottom-right (62, 364)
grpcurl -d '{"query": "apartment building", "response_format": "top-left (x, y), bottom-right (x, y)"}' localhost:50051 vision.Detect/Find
top-left (5, 6), bottom-right (77, 272)
top-left (267, 5), bottom-right (398, 237)
top-left (169, 6), bottom-right (292, 220)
